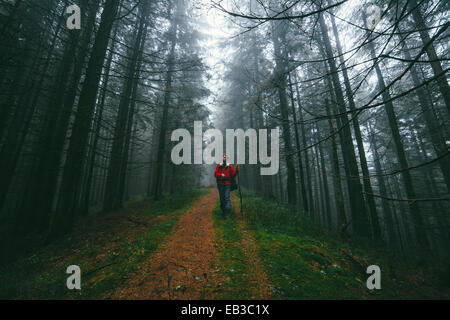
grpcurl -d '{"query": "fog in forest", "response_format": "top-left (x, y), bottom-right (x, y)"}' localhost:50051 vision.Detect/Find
top-left (0, 0), bottom-right (449, 300)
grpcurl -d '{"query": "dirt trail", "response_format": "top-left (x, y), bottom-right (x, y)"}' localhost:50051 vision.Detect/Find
top-left (231, 195), bottom-right (272, 299)
top-left (112, 188), bottom-right (219, 299)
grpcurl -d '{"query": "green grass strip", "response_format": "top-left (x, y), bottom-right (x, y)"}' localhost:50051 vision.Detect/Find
top-left (0, 188), bottom-right (206, 299)
top-left (210, 203), bottom-right (252, 299)
top-left (242, 190), bottom-right (448, 300)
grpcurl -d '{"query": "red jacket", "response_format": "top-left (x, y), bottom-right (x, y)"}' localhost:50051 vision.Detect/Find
top-left (215, 163), bottom-right (238, 186)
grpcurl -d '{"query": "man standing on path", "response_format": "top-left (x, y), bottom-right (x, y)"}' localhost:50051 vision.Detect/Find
top-left (214, 154), bottom-right (239, 218)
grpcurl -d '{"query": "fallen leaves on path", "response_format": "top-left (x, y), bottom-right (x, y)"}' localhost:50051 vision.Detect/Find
top-left (112, 189), bottom-right (219, 299)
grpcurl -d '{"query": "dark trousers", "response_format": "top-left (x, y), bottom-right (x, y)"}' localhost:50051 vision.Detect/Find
top-left (218, 184), bottom-right (231, 214)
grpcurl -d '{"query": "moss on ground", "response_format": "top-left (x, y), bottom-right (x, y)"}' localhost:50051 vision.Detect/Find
top-left (241, 190), bottom-right (450, 299)
top-left (0, 188), bottom-right (206, 299)
top-left (208, 203), bottom-right (253, 299)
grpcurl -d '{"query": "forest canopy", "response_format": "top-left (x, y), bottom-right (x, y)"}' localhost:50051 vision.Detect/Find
top-left (0, 0), bottom-right (449, 265)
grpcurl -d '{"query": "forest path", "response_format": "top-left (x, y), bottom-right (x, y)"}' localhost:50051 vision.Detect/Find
top-left (112, 188), bottom-right (219, 299)
top-left (202, 192), bottom-right (273, 299)
top-left (111, 188), bottom-right (273, 300)
top-left (230, 194), bottom-right (272, 299)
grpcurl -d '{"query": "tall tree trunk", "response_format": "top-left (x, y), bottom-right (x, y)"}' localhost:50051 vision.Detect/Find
top-left (104, 1), bottom-right (149, 211)
top-left (385, 175), bottom-right (405, 253)
top-left (314, 142), bottom-right (325, 224)
top-left (153, 1), bottom-right (178, 200)
top-left (289, 72), bottom-right (308, 212)
top-left (319, 12), bottom-right (370, 238)
top-left (81, 20), bottom-right (119, 216)
top-left (325, 98), bottom-right (347, 231)
top-left (316, 123), bottom-right (332, 228)
top-left (363, 11), bottom-right (429, 250)
top-left (271, 21), bottom-right (297, 205)
top-left (399, 32), bottom-right (450, 193)
top-left (368, 121), bottom-right (396, 247)
top-left (0, 12), bottom-right (63, 214)
top-left (408, 0), bottom-right (450, 116)
top-left (330, 13), bottom-right (381, 242)
top-left (118, 21), bottom-right (148, 204)
top-left (294, 81), bottom-right (313, 214)
top-left (48, 0), bottom-right (120, 239)
top-left (29, 0), bottom-right (100, 231)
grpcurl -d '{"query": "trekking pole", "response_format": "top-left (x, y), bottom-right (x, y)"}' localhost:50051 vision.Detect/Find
top-left (237, 165), bottom-right (243, 217)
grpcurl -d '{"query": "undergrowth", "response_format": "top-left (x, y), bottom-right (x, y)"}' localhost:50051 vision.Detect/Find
top-left (241, 190), bottom-right (449, 299)
top-left (0, 188), bottom-right (206, 299)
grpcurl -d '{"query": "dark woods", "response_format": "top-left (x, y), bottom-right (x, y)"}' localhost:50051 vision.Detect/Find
top-left (212, 0), bottom-right (450, 260)
top-left (0, 0), bottom-right (449, 265)
top-left (0, 0), bottom-right (210, 262)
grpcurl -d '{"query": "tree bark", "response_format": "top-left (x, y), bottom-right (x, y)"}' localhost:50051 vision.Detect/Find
top-left (319, 12), bottom-right (370, 238)
top-left (363, 11), bottom-right (429, 250)
top-left (271, 20), bottom-right (297, 205)
top-left (48, 0), bottom-right (120, 239)
top-left (104, 1), bottom-right (149, 211)
top-left (408, 0), bottom-right (450, 116)
top-left (153, 1), bottom-right (178, 200)
top-left (330, 13), bottom-right (381, 242)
